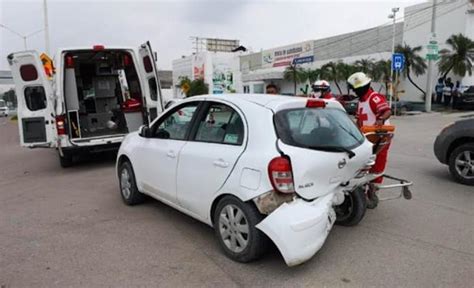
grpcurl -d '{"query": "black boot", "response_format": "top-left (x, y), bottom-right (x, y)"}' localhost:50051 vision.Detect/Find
top-left (366, 183), bottom-right (379, 209)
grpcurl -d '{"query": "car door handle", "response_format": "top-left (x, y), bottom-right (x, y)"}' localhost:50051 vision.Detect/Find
top-left (213, 159), bottom-right (229, 168)
top-left (166, 150), bottom-right (176, 158)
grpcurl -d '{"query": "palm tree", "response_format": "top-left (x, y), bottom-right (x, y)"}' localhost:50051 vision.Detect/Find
top-left (438, 33), bottom-right (474, 78)
top-left (321, 61), bottom-right (343, 95)
top-left (336, 62), bottom-right (356, 94)
top-left (354, 58), bottom-right (374, 74)
top-left (372, 60), bottom-right (392, 93)
top-left (305, 68), bottom-right (321, 84)
top-left (395, 44), bottom-right (427, 97)
top-left (284, 65), bottom-right (307, 95)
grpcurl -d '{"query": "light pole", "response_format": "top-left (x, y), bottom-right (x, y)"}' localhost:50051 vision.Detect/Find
top-left (388, 7), bottom-right (399, 108)
top-left (0, 24), bottom-right (44, 50)
top-left (424, 0), bottom-right (437, 113)
top-left (43, 0), bottom-right (51, 55)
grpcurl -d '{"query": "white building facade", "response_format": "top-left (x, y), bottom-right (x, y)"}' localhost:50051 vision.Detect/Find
top-left (172, 51), bottom-right (243, 98)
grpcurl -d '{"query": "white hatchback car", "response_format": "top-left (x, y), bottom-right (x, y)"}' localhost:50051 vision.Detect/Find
top-left (116, 94), bottom-right (374, 266)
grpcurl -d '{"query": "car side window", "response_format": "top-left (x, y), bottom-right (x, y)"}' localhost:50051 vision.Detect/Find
top-left (153, 103), bottom-right (198, 140)
top-left (195, 103), bottom-right (244, 145)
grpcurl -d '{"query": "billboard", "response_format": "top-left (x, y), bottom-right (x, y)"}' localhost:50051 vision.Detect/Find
top-left (212, 57), bottom-right (235, 94)
top-left (206, 38), bottom-right (240, 53)
top-left (262, 41), bottom-right (314, 68)
top-left (193, 53), bottom-right (206, 80)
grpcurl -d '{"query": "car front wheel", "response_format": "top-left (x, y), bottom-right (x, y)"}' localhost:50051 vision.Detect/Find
top-left (448, 143), bottom-right (474, 186)
top-left (213, 196), bottom-right (268, 263)
top-left (119, 161), bottom-right (145, 205)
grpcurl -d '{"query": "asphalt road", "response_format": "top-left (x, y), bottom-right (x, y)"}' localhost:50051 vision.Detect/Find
top-left (1, 112), bottom-right (473, 288)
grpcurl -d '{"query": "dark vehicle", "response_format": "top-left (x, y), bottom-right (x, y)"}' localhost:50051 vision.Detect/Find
top-left (454, 85), bottom-right (474, 110)
top-left (392, 100), bottom-right (413, 115)
top-left (336, 94), bottom-right (358, 115)
top-left (434, 118), bottom-right (474, 186)
top-left (336, 94), bottom-right (412, 116)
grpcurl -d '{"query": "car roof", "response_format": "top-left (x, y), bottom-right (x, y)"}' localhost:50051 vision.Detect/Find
top-left (189, 93), bottom-right (344, 111)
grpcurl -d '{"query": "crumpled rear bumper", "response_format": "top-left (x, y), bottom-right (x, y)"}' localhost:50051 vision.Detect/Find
top-left (256, 193), bottom-right (336, 266)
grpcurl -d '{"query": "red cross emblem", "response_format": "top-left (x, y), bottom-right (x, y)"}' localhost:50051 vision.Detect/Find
top-left (357, 107), bottom-right (368, 127)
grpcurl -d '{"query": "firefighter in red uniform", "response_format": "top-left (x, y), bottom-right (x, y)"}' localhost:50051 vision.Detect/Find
top-left (347, 72), bottom-right (392, 208)
top-left (311, 80), bottom-right (334, 99)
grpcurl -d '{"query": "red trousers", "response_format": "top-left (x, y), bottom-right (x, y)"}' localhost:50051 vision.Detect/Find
top-left (370, 143), bottom-right (390, 184)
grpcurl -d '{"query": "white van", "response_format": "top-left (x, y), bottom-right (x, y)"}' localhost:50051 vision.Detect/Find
top-left (7, 41), bottom-right (164, 167)
top-left (0, 99), bottom-right (9, 117)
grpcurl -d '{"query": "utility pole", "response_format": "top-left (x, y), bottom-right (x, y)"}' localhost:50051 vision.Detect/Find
top-left (425, 0), bottom-right (438, 113)
top-left (388, 7), bottom-right (399, 108)
top-left (43, 0), bottom-right (51, 55)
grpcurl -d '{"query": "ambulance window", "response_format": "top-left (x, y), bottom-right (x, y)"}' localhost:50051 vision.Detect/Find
top-left (148, 77), bottom-right (158, 101)
top-left (24, 86), bottom-right (47, 111)
top-left (143, 55), bottom-right (153, 73)
top-left (20, 65), bottom-right (38, 81)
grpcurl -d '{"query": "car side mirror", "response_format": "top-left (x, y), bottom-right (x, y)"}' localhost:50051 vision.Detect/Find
top-left (138, 125), bottom-right (152, 138)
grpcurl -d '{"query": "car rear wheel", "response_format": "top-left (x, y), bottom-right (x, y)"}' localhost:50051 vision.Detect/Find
top-left (119, 161), bottom-right (145, 205)
top-left (335, 187), bottom-right (367, 226)
top-left (213, 196), bottom-right (268, 263)
top-left (448, 143), bottom-right (474, 186)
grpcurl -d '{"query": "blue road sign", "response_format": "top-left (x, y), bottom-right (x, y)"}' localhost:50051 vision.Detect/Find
top-left (392, 53), bottom-right (405, 71)
top-left (292, 55), bottom-right (314, 65)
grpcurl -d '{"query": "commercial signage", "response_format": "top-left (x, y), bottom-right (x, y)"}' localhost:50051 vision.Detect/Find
top-left (212, 56), bottom-right (235, 94)
top-left (193, 53), bottom-right (206, 80)
top-left (262, 41), bottom-right (313, 68)
top-left (206, 38), bottom-right (240, 53)
top-left (292, 55), bottom-right (314, 65)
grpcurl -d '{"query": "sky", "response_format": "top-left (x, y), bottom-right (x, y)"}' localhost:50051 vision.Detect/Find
top-left (0, 0), bottom-right (427, 70)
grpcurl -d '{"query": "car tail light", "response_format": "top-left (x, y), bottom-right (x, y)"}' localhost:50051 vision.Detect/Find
top-left (65, 55), bottom-right (74, 68)
top-left (306, 99), bottom-right (326, 108)
top-left (56, 115), bottom-right (66, 135)
top-left (268, 156), bottom-right (295, 194)
top-left (93, 45), bottom-right (105, 51)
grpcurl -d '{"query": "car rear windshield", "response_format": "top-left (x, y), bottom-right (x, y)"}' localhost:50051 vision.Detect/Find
top-left (274, 108), bottom-right (365, 150)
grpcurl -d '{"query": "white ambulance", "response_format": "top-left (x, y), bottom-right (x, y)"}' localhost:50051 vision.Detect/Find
top-left (7, 42), bottom-right (164, 167)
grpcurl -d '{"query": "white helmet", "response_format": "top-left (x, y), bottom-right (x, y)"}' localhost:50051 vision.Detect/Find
top-left (347, 72), bottom-right (371, 89)
top-left (312, 80), bottom-right (330, 91)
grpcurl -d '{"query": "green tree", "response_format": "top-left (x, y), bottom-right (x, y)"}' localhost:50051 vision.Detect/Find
top-left (336, 62), bottom-right (356, 94)
top-left (354, 58), bottom-right (374, 74)
top-left (178, 76), bottom-right (209, 97)
top-left (321, 61), bottom-right (343, 95)
top-left (395, 44), bottom-right (427, 97)
top-left (284, 65), bottom-right (307, 95)
top-left (2, 88), bottom-right (17, 107)
top-left (371, 60), bottom-right (392, 93)
top-left (438, 33), bottom-right (474, 78)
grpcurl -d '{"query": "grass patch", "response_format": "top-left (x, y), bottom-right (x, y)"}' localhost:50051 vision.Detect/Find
top-left (10, 115), bottom-right (18, 121)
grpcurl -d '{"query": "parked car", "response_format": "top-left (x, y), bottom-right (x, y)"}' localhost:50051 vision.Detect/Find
top-left (7, 41), bottom-right (164, 167)
top-left (0, 99), bottom-right (9, 117)
top-left (434, 118), bottom-right (474, 186)
top-left (454, 85), bottom-right (474, 110)
top-left (392, 100), bottom-right (413, 115)
top-left (116, 94), bottom-right (376, 266)
top-left (336, 94), bottom-right (358, 115)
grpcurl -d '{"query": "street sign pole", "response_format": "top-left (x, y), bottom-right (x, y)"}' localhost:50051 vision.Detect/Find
top-left (391, 53), bottom-right (404, 116)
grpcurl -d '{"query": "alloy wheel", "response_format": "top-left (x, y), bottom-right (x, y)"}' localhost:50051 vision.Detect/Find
top-left (455, 151), bottom-right (474, 179)
top-left (218, 204), bottom-right (249, 253)
top-left (120, 168), bottom-right (132, 199)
